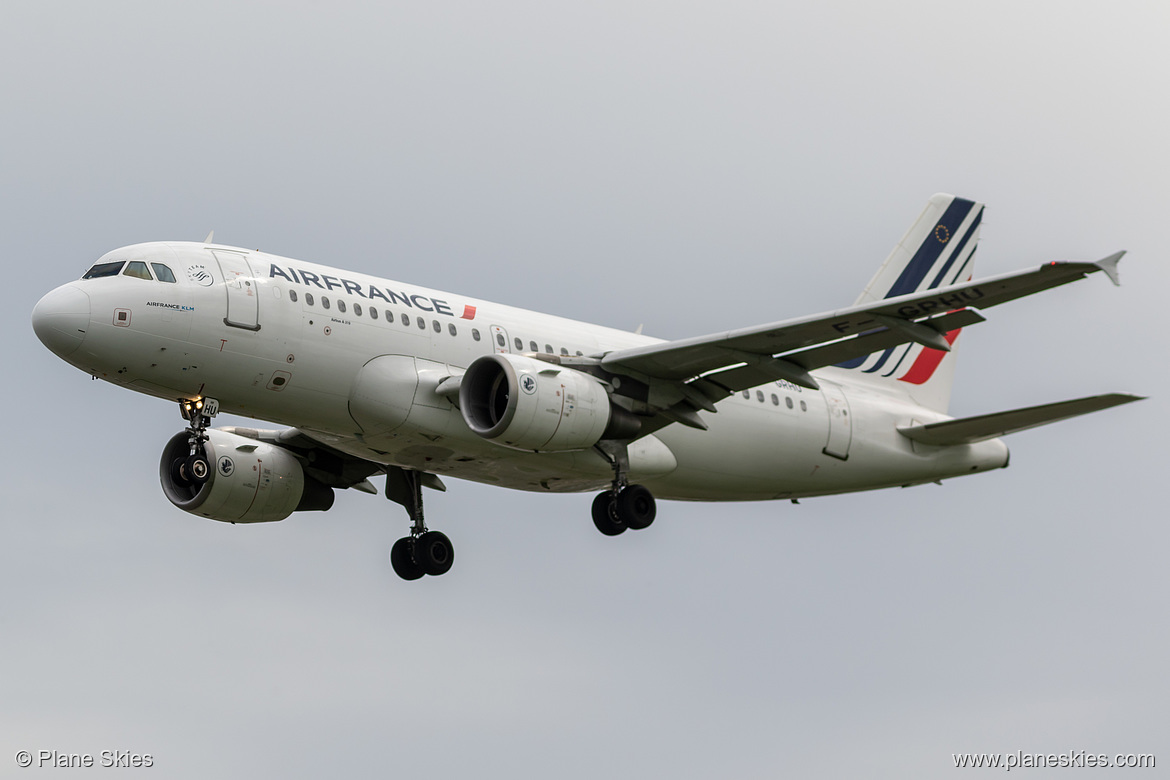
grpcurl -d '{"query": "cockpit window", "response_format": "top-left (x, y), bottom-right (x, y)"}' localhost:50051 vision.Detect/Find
top-left (82, 261), bottom-right (125, 279)
top-left (124, 261), bottom-right (153, 280)
top-left (151, 263), bottom-right (177, 283)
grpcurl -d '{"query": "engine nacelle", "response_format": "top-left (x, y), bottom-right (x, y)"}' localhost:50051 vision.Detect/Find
top-left (159, 429), bottom-right (334, 523)
top-left (459, 354), bottom-right (620, 452)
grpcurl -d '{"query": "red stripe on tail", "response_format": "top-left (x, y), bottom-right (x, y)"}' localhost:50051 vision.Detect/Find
top-left (898, 329), bottom-right (961, 385)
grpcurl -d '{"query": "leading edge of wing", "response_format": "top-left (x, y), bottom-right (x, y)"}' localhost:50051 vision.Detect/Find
top-left (600, 253), bottom-right (1125, 382)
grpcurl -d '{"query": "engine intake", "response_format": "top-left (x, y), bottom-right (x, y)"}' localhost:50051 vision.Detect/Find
top-left (459, 353), bottom-right (637, 452)
top-left (159, 429), bottom-right (334, 523)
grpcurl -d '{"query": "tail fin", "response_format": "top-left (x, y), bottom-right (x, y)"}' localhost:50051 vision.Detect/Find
top-left (838, 193), bottom-right (985, 413)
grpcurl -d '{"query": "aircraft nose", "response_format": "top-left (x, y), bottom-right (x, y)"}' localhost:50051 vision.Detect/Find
top-left (32, 284), bottom-right (91, 358)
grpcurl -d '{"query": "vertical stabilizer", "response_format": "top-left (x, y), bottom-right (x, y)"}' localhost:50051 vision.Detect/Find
top-left (838, 193), bottom-right (984, 413)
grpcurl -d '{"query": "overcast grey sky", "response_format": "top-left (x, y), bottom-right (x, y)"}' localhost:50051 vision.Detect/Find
top-left (3, 2), bottom-right (1167, 777)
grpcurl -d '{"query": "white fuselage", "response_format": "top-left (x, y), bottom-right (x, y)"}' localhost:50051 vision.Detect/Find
top-left (37, 241), bottom-right (1009, 501)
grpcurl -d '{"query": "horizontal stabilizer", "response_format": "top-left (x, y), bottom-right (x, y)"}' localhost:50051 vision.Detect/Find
top-left (898, 393), bottom-right (1144, 446)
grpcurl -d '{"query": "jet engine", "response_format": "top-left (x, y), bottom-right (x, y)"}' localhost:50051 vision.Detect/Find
top-left (459, 353), bottom-right (639, 452)
top-left (159, 429), bottom-right (334, 523)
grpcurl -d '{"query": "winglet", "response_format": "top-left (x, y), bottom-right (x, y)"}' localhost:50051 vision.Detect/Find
top-left (1095, 250), bottom-right (1125, 287)
top-left (204, 230), bottom-right (215, 244)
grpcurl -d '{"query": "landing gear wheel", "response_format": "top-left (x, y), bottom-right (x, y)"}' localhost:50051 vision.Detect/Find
top-left (185, 453), bottom-right (211, 484)
top-left (390, 537), bottom-right (425, 581)
top-left (616, 484), bottom-right (656, 530)
top-left (384, 469), bottom-right (456, 580)
top-left (592, 492), bottom-right (626, 536)
top-left (415, 530), bottom-right (455, 576)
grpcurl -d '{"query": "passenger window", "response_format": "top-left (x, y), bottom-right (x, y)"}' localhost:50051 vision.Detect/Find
top-left (529, 340), bottom-right (538, 352)
top-left (560, 347), bottom-right (568, 356)
top-left (496, 333), bottom-right (504, 347)
top-left (800, 400), bottom-right (807, 412)
top-left (576, 351), bottom-right (583, 356)
top-left (322, 297), bottom-right (331, 310)
top-left (756, 390), bottom-right (765, 403)
top-left (514, 337), bottom-right (523, 350)
top-left (306, 293), bottom-right (314, 306)
top-left (786, 397), bottom-right (794, 409)
top-left (124, 261), bottom-right (152, 280)
top-left (544, 344), bottom-right (553, 354)
top-left (742, 390), bottom-right (750, 399)
top-left (432, 320), bottom-right (441, 333)
top-left (448, 323), bottom-right (457, 336)
top-left (771, 394), bottom-right (779, 406)
top-left (289, 290), bottom-right (298, 303)
top-left (338, 300), bottom-right (347, 313)
top-left (417, 316), bottom-right (425, 329)
top-left (150, 263), bottom-right (177, 283)
top-left (82, 261), bottom-right (125, 279)
top-left (370, 307), bottom-right (378, 320)
top-left (401, 313), bottom-right (410, 326)
top-left (353, 303), bottom-right (362, 316)
top-left (472, 329), bottom-right (481, 342)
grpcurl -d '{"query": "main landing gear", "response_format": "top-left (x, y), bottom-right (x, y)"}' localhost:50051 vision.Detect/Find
top-left (385, 468), bottom-right (454, 581)
top-left (171, 397), bottom-right (219, 487)
top-left (591, 441), bottom-right (657, 536)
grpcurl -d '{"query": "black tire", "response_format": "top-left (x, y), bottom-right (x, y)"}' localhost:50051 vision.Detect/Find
top-left (185, 453), bottom-right (211, 484)
top-left (591, 492), bottom-right (625, 536)
top-left (616, 484), bottom-right (656, 530)
top-left (415, 530), bottom-right (455, 576)
top-left (390, 537), bottom-right (425, 581)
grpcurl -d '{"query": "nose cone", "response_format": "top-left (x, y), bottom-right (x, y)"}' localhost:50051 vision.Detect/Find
top-left (32, 285), bottom-right (91, 358)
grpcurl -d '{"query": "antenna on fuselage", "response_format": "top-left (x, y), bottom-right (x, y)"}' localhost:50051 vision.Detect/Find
top-left (203, 230), bottom-right (214, 244)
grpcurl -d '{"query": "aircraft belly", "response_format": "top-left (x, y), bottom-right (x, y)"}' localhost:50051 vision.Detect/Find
top-left (316, 428), bottom-right (616, 493)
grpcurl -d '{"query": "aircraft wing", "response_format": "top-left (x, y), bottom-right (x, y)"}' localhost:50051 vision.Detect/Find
top-left (600, 253), bottom-right (1124, 395)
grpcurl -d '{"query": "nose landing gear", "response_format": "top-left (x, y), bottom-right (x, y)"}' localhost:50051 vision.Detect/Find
top-left (173, 397), bottom-right (218, 486)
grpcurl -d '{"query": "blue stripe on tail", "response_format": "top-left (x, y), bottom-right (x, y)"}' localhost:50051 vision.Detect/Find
top-left (884, 198), bottom-right (977, 298)
top-left (928, 208), bottom-right (982, 290)
top-left (837, 196), bottom-right (981, 373)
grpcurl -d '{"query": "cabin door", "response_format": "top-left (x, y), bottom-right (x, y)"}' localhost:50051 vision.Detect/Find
top-left (821, 383), bottom-right (853, 460)
top-left (212, 250), bottom-right (261, 331)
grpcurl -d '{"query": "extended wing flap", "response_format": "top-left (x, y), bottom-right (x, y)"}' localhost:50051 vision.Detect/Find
top-left (602, 254), bottom-right (1124, 382)
top-left (897, 393), bottom-right (1144, 446)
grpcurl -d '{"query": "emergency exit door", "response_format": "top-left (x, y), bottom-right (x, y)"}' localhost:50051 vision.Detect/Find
top-left (490, 325), bottom-right (510, 354)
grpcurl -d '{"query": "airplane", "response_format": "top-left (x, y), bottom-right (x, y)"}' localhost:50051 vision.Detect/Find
top-left (31, 194), bottom-right (1142, 580)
